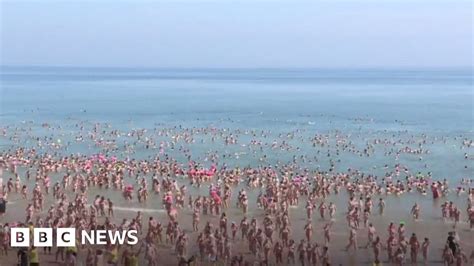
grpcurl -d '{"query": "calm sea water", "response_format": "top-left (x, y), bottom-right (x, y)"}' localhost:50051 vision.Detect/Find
top-left (0, 67), bottom-right (473, 181)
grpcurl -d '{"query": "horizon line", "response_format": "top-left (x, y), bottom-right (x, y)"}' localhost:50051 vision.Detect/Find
top-left (1, 64), bottom-right (472, 71)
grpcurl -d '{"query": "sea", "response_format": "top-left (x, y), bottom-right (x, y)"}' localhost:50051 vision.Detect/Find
top-left (0, 67), bottom-right (473, 264)
top-left (0, 67), bottom-right (472, 180)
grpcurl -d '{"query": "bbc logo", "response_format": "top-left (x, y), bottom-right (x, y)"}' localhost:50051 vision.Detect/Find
top-left (11, 228), bottom-right (76, 247)
top-left (11, 228), bottom-right (138, 247)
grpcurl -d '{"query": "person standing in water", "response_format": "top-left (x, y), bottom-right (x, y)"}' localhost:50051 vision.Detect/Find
top-left (29, 246), bottom-right (40, 266)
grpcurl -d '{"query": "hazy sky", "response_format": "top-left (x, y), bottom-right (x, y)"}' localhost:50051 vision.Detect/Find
top-left (0, 0), bottom-right (472, 68)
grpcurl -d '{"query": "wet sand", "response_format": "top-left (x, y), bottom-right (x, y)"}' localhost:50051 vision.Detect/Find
top-left (0, 169), bottom-right (473, 265)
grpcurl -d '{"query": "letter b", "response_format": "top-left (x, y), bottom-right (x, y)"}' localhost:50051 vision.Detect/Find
top-left (10, 228), bottom-right (30, 247)
top-left (34, 228), bottom-right (53, 247)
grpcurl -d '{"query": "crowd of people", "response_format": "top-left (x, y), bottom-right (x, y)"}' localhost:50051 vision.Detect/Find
top-left (0, 121), bottom-right (472, 265)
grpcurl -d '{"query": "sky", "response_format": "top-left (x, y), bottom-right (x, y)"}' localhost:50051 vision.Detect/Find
top-left (0, 0), bottom-right (472, 68)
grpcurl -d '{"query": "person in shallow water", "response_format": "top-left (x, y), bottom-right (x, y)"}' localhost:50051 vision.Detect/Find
top-left (0, 196), bottom-right (7, 216)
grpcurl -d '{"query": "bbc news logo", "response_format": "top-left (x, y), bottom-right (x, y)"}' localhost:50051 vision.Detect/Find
top-left (11, 228), bottom-right (138, 247)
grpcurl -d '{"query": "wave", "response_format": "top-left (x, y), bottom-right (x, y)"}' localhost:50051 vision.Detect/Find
top-left (111, 206), bottom-right (166, 213)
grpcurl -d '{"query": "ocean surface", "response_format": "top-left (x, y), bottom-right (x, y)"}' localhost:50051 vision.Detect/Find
top-left (0, 67), bottom-right (473, 181)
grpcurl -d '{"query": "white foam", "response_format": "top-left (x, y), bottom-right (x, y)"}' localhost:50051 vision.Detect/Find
top-left (86, 204), bottom-right (166, 214)
top-left (112, 206), bottom-right (166, 213)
